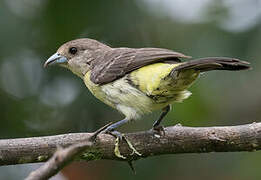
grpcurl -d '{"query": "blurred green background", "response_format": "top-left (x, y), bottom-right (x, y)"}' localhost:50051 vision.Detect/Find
top-left (0, 0), bottom-right (261, 179)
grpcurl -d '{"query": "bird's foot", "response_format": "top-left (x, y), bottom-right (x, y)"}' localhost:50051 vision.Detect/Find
top-left (152, 125), bottom-right (165, 136)
top-left (104, 127), bottom-right (141, 174)
top-left (103, 127), bottom-right (142, 159)
top-left (90, 123), bottom-right (141, 173)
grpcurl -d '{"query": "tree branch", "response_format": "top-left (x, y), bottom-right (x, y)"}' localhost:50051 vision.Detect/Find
top-left (24, 123), bottom-right (110, 180)
top-left (0, 122), bottom-right (261, 179)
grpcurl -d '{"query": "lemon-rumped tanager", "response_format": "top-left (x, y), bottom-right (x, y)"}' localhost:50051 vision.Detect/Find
top-left (44, 38), bottom-right (250, 141)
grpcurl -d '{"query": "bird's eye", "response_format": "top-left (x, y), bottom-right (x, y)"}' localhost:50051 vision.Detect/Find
top-left (69, 47), bottom-right (77, 54)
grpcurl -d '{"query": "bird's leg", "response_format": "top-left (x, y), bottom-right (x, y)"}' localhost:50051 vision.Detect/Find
top-left (101, 118), bottom-right (142, 160)
top-left (152, 105), bottom-right (171, 134)
top-left (102, 118), bottom-right (129, 140)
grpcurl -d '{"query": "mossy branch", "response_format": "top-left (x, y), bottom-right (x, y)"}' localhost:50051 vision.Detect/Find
top-left (0, 122), bottom-right (261, 179)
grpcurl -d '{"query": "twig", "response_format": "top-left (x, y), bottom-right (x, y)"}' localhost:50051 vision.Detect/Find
top-left (25, 123), bottom-right (111, 180)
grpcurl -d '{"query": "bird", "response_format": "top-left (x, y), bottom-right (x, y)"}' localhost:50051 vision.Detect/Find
top-left (44, 38), bottom-right (250, 147)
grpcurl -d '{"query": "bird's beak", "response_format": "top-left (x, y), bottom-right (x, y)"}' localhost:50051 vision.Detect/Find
top-left (44, 53), bottom-right (68, 68)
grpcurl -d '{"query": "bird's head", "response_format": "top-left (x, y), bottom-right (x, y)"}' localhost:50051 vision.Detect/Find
top-left (44, 38), bottom-right (110, 78)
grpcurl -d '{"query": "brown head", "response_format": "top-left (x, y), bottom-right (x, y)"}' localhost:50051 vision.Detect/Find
top-left (44, 38), bottom-right (111, 78)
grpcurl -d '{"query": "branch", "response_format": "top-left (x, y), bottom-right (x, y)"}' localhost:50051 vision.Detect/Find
top-left (26, 140), bottom-right (93, 180)
top-left (25, 124), bottom-right (110, 180)
top-left (0, 122), bottom-right (260, 179)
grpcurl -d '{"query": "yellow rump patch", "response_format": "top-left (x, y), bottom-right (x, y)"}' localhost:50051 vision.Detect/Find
top-left (130, 63), bottom-right (181, 94)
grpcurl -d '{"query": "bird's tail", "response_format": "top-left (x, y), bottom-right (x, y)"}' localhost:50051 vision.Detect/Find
top-left (172, 57), bottom-right (251, 73)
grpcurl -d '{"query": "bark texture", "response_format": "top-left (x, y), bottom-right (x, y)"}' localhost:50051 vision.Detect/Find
top-left (1, 122), bottom-right (261, 167)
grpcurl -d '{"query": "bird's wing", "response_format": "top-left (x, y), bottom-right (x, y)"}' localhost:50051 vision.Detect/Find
top-left (90, 47), bottom-right (190, 84)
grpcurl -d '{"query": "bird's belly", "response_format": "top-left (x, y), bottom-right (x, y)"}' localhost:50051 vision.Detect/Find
top-left (84, 72), bottom-right (156, 119)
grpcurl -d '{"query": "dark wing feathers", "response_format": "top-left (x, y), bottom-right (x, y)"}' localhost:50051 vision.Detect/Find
top-left (90, 48), bottom-right (189, 84)
top-left (172, 57), bottom-right (250, 72)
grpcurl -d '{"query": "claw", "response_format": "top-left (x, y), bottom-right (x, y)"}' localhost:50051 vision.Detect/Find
top-left (114, 137), bottom-right (127, 159)
top-left (91, 123), bottom-right (141, 173)
top-left (123, 135), bottom-right (142, 156)
top-left (92, 122), bottom-right (142, 161)
top-left (112, 133), bottom-right (142, 159)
